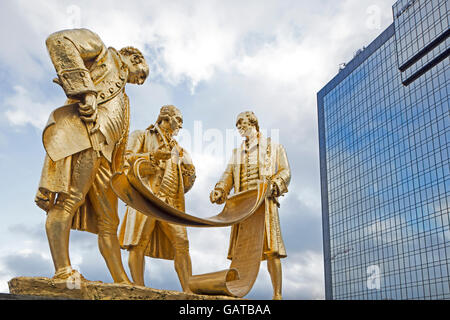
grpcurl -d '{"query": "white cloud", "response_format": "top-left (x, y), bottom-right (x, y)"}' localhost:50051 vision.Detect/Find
top-left (141, 2), bottom-right (237, 90)
top-left (284, 251), bottom-right (325, 299)
top-left (293, 185), bottom-right (322, 214)
top-left (1, 0), bottom-right (396, 129)
top-left (189, 228), bottom-right (230, 275)
top-left (1, 0), bottom-right (395, 89)
top-left (3, 86), bottom-right (55, 129)
top-left (127, 82), bottom-right (174, 132)
top-left (0, 278), bottom-right (11, 293)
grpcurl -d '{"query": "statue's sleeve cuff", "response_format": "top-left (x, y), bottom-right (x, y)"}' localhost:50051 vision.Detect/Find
top-left (58, 68), bottom-right (96, 99)
top-left (272, 176), bottom-right (288, 196)
top-left (214, 184), bottom-right (229, 201)
top-left (214, 183), bottom-right (226, 192)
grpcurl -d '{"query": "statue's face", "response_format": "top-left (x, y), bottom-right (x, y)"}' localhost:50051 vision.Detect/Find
top-left (236, 115), bottom-right (255, 138)
top-left (160, 110), bottom-right (183, 137)
top-left (125, 54), bottom-right (149, 85)
top-left (169, 111), bottom-right (183, 136)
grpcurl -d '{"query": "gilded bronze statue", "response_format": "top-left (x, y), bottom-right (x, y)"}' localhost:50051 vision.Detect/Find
top-left (35, 28), bottom-right (149, 284)
top-left (210, 111), bottom-right (291, 300)
top-left (10, 27), bottom-right (293, 301)
top-left (119, 105), bottom-right (196, 292)
top-left (111, 111), bottom-right (290, 299)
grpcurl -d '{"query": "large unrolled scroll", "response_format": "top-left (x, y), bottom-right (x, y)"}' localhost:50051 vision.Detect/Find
top-left (110, 158), bottom-right (269, 297)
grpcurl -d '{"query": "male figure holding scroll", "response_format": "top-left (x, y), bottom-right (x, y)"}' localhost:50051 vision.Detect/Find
top-left (210, 111), bottom-right (291, 300)
top-left (119, 105), bottom-right (195, 292)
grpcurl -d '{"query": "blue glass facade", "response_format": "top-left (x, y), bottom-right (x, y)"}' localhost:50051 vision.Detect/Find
top-left (393, 0), bottom-right (449, 85)
top-left (318, 0), bottom-right (449, 300)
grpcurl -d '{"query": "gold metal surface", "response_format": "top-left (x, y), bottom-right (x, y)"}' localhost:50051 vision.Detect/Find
top-left (111, 110), bottom-right (290, 299)
top-left (33, 28), bottom-right (290, 300)
top-left (111, 160), bottom-right (268, 227)
top-left (112, 160), bottom-right (269, 298)
top-left (9, 276), bottom-right (241, 300)
top-left (42, 103), bottom-right (92, 162)
top-left (209, 111), bottom-right (291, 299)
top-left (35, 28), bottom-right (149, 285)
top-left (186, 269), bottom-right (239, 296)
top-left (118, 106), bottom-right (195, 292)
top-left (188, 203), bottom-right (267, 297)
top-left (112, 164), bottom-right (268, 298)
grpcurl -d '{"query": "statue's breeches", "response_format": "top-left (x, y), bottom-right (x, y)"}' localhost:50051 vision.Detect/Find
top-left (133, 217), bottom-right (189, 260)
top-left (41, 148), bottom-right (120, 236)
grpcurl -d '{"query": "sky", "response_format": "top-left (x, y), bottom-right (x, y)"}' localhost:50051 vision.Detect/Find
top-left (0, 0), bottom-right (395, 299)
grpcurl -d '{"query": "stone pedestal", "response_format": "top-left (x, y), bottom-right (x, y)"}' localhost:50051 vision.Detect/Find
top-left (8, 277), bottom-right (239, 300)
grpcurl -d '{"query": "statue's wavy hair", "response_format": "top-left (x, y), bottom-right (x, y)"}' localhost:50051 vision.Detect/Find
top-left (236, 111), bottom-right (259, 132)
top-left (157, 105), bottom-right (181, 124)
top-left (119, 46), bottom-right (145, 64)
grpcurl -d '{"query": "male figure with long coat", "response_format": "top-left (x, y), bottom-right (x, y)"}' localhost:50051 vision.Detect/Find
top-left (210, 111), bottom-right (291, 299)
top-left (119, 105), bottom-right (196, 292)
top-left (35, 28), bottom-right (149, 283)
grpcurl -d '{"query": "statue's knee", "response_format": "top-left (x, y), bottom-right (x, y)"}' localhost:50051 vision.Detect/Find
top-left (45, 194), bottom-right (82, 228)
top-left (97, 221), bottom-right (119, 238)
top-left (265, 251), bottom-right (280, 260)
top-left (45, 213), bottom-right (60, 231)
top-left (58, 191), bottom-right (85, 214)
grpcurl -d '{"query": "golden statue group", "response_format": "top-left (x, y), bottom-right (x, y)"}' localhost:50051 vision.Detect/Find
top-left (34, 28), bottom-right (291, 300)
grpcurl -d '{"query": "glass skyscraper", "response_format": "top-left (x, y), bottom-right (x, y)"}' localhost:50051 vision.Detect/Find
top-left (317, 0), bottom-right (449, 300)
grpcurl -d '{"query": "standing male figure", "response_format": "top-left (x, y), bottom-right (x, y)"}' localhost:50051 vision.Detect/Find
top-left (119, 105), bottom-right (195, 292)
top-left (35, 28), bottom-right (149, 283)
top-left (210, 111), bottom-right (291, 299)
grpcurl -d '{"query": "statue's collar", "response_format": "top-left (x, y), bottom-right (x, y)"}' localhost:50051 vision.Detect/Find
top-left (242, 132), bottom-right (261, 150)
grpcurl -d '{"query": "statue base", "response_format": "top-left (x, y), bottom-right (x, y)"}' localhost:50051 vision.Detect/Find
top-left (8, 277), bottom-right (240, 300)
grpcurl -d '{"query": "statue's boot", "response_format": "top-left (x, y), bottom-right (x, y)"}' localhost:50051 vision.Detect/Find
top-left (98, 232), bottom-right (132, 284)
top-left (128, 247), bottom-right (146, 286)
top-left (267, 255), bottom-right (283, 300)
top-left (45, 201), bottom-right (79, 280)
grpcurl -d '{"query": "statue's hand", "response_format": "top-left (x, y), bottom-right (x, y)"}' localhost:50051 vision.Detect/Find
top-left (125, 153), bottom-right (157, 177)
top-left (138, 160), bottom-right (157, 177)
top-left (270, 181), bottom-right (280, 197)
top-left (181, 163), bottom-right (195, 177)
top-left (79, 92), bottom-right (98, 127)
top-left (210, 188), bottom-right (225, 204)
top-left (153, 146), bottom-right (171, 161)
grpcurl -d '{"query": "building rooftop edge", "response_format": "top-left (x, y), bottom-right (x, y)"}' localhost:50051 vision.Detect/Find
top-left (317, 23), bottom-right (395, 100)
